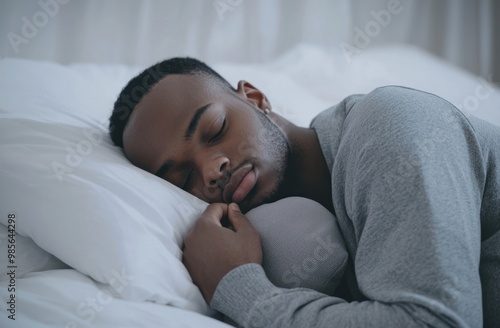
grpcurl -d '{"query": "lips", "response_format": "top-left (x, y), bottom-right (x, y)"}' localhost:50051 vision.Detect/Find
top-left (223, 163), bottom-right (257, 204)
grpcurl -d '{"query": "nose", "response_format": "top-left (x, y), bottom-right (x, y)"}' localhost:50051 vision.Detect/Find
top-left (199, 155), bottom-right (229, 188)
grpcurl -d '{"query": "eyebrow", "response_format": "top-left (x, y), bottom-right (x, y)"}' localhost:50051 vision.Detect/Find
top-left (155, 103), bottom-right (212, 178)
top-left (184, 103), bottom-right (212, 141)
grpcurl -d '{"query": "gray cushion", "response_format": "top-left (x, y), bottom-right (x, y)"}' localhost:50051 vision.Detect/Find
top-left (245, 197), bottom-right (348, 295)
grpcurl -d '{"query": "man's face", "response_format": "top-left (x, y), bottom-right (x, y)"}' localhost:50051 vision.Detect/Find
top-left (123, 74), bottom-right (290, 213)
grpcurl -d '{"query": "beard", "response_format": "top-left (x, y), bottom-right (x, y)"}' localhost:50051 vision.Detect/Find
top-left (250, 109), bottom-right (293, 208)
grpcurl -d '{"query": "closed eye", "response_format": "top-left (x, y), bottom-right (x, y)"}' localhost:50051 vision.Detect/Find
top-left (209, 118), bottom-right (226, 143)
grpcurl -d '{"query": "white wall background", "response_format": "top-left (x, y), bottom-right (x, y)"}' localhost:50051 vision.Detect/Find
top-left (1, 0), bottom-right (498, 83)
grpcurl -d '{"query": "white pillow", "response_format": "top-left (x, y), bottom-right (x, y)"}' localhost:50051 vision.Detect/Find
top-left (0, 224), bottom-right (69, 281)
top-left (0, 115), bottom-right (213, 312)
top-left (0, 59), bottom-right (212, 314)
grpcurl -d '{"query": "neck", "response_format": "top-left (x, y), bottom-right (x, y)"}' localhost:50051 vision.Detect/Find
top-left (285, 125), bottom-right (334, 213)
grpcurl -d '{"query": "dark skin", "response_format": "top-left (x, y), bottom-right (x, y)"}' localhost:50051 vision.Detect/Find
top-left (123, 74), bottom-right (333, 303)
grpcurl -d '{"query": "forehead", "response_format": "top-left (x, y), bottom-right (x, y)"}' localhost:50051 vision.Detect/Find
top-left (123, 74), bottom-right (223, 172)
top-left (135, 73), bottom-right (220, 114)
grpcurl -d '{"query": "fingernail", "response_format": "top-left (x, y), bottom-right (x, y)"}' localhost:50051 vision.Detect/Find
top-left (230, 203), bottom-right (240, 211)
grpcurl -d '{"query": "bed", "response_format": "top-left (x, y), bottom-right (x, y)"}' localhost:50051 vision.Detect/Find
top-left (1, 44), bottom-right (499, 327)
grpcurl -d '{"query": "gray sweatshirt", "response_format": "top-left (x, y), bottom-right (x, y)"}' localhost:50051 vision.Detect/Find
top-left (211, 86), bottom-right (500, 327)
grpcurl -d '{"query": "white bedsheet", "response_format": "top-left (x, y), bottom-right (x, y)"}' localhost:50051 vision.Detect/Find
top-left (0, 270), bottom-right (230, 328)
top-left (0, 44), bottom-right (499, 328)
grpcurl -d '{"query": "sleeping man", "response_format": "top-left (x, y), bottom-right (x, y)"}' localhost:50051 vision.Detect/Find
top-left (108, 57), bottom-right (500, 327)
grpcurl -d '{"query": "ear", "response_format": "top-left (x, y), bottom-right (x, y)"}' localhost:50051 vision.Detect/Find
top-left (236, 80), bottom-right (272, 113)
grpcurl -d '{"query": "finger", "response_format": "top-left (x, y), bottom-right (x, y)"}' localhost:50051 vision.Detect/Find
top-left (201, 203), bottom-right (228, 225)
top-left (227, 203), bottom-right (251, 231)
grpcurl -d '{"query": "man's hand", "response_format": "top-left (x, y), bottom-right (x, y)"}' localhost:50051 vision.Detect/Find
top-left (182, 203), bottom-right (262, 303)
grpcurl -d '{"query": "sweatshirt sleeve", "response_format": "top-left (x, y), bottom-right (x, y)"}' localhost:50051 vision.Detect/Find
top-left (211, 86), bottom-right (484, 328)
top-left (211, 263), bottom-right (453, 327)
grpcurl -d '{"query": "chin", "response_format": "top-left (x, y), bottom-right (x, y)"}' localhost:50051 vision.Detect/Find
top-left (241, 182), bottom-right (281, 213)
top-left (238, 191), bottom-right (259, 213)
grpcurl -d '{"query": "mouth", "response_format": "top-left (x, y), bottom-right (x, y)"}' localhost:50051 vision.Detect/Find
top-left (223, 163), bottom-right (257, 204)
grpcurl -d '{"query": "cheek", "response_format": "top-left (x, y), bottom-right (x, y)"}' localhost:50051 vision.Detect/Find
top-left (230, 125), bottom-right (269, 159)
top-left (233, 138), bottom-right (258, 159)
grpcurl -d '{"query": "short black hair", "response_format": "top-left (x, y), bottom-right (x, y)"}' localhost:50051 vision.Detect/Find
top-left (109, 57), bottom-right (234, 148)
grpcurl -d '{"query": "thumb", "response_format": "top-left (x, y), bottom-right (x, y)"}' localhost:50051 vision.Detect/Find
top-left (201, 203), bottom-right (228, 225)
top-left (227, 203), bottom-right (250, 231)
